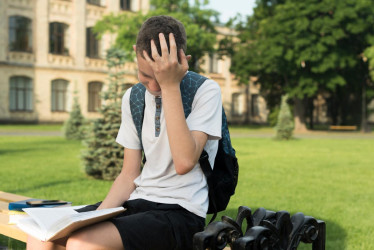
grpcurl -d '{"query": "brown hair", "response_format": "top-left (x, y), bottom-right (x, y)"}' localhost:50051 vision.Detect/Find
top-left (136, 15), bottom-right (187, 61)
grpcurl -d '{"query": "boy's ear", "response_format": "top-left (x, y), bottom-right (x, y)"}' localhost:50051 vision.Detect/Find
top-left (133, 45), bottom-right (136, 52)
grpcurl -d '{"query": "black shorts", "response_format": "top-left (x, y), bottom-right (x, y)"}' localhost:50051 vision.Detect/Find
top-left (76, 199), bottom-right (205, 250)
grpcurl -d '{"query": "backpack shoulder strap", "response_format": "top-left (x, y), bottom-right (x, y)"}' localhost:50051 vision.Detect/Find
top-left (180, 71), bottom-right (208, 118)
top-left (129, 71), bottom-right (208, 146)
top-left (129, 83), bottom-right (146, 149)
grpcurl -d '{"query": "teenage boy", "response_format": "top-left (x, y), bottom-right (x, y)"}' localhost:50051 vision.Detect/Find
top-left (27, 15), bottom-right (222, 250)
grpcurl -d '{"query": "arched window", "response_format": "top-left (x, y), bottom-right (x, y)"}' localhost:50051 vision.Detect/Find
top-left (120, 0), bottom-right (131, 10)
top-left (9, 76), bottom-right (33, 111)
top-left (9, 16), bottom-right (32, 52)
top-left (49, 22), bottom-right (69, 55)
top-left (51, 79), bottom-right (69, 111)
top-left (88, 81), bottom-right (103, 112)
top-left (86, 27), bottom-right (100, 58)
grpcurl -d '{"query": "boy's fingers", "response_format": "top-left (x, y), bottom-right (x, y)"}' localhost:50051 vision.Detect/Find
top-left (143, 50), bottom-right (153, 64)
top-left (169, 33), bottom-right (178, 60)
top-left (186, 55), bottom-right (192, 61)
top-left (159, 33), bottom-right (169, 57)
top-left (179, 49), bottom-right (189, 70)
top-left (150, 39), bottom-right (160, 60)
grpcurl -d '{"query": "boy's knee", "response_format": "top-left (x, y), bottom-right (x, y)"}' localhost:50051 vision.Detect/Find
top-left (66, 231), bottom-right (92, 249)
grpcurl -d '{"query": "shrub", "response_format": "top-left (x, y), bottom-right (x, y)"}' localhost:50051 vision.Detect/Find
top-left (81, 48), bottom-right (130, 180)
top-left (275, 95), bottom-right (294, 140)
top-left (64, 95), bottom-right (85, 140)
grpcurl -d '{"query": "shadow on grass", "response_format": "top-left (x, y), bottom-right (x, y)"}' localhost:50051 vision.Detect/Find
top-left (7, 180), bottom-right (74, 194)
top-left (0, 235), bottom-right (25, 250)
top-left (207, 208), bottom-right (346, 249)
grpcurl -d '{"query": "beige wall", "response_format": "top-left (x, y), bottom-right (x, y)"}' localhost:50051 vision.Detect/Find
top-left (1, 0), bottom-right (269, 124)
top-left (0, 0), bottom-right (147, 123)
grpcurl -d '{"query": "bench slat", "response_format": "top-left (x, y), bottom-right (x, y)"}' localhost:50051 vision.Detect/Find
top-left (0, 191), bottom-right (30, 242)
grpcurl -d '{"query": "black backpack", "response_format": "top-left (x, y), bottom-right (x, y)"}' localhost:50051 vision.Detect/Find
top-left (129, 71), bottom-right (239, 223)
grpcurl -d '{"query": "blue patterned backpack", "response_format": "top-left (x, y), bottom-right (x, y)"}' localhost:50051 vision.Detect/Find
top-left (129, 71), bottom-right (239, 222)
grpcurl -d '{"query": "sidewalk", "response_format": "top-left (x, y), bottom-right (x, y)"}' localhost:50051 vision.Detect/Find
top-left (0, 131), bottom-right (62, 136)
top-left (1, 129), bottom-right (373, 139)
top-left (231, 130), bottom-right (374, 139)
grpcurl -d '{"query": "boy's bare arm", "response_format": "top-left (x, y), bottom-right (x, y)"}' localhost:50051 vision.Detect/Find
top-left (98, 148), bottom-right (142, 209)
top-left (143, 33), bottom-right (208, 175)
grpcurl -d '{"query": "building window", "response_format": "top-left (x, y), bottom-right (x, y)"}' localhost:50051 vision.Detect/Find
top-left (51, 79), bottom-right (69, 111)
top-left (251, 94), bottom-right (259, 117)
top-left (9, 16), bottom-right (32, 52)
top-left (86, 28), bottom-right (100, 58)
top-left (209, 53), bottom-right (218, 73)
top-left (120, 0), bottom-right (131, 10)
top-left (49, 22), bottom-right (68, 55)
top-left (87, 0), bottom-right (101, 6)
top-left (88, 81), bottom-right (103, 112)
top-left (9, 76), bottom-right (33, 111)
top-left (232, 93), bottom-right (244, 116)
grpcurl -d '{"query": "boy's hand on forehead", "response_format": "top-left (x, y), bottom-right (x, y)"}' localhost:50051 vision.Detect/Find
top-left (143, 33), bottom-right (189, 90)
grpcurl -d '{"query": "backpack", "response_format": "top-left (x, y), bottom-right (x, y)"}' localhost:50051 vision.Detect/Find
top-left (129, 71), bottom-right (239, 223)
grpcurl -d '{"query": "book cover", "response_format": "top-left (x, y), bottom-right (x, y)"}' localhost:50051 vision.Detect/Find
top-left (8, 199), bottom-right (72, 211)
top-left (17, 206), bottom-right (125, 241)
top-left (8, 199), bottom-right (44, 211)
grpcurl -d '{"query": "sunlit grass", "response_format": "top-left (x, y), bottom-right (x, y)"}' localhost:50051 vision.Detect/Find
top-left (1, 133), bottom-right (373, 249)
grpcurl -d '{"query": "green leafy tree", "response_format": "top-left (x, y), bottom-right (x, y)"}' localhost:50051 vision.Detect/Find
top-left (63, 94), bottom-right (85, 140)
top-left (94, 0), bottom-right (218, 72)
top-left (82, 48), bottom-right (129, 180)
top-left (275, 95), bottom-right (294, 140)
top-left (229, 0), bottom-right (374, 131)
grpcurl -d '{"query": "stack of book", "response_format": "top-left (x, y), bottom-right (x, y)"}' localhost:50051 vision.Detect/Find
top-left (6, 198), bottom-right (125, 241)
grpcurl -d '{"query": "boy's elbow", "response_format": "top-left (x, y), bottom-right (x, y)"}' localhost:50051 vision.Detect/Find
top-left (174, 159), bottom-right (196, 175)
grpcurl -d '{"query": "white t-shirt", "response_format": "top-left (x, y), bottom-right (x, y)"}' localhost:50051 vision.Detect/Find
top-left (116, 78), bottom-right (222, 218)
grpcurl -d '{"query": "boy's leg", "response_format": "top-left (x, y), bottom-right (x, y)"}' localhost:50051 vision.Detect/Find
top-left (66, 221), bottom-right (123, 250)
top-left (27, 236), bottom-right (67, 250)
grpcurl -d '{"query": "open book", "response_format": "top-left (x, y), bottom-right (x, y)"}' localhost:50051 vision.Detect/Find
top-left (17, 206), bottom-right (125, 241)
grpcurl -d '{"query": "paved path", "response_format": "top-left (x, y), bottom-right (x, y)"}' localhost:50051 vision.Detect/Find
top-left (1, 130), bottom-right (374, 139)
top-left (0, 131), bottom-right (62, 136)
top-left (230, 131), bottom-right (374, 139)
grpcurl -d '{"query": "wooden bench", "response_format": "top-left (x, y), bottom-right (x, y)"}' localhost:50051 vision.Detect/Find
top-left (0, 191), bottom-right (29, 242)
top-left (329, 125), bottom-right (357, 131)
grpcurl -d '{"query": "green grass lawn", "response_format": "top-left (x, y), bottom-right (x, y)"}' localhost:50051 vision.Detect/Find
top-left (1, 132), bottom-right (373, 249)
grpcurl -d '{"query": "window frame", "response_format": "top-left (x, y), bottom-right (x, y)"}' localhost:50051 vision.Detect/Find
top-left (120, 0), bottom-right (131, 10)
top-left (86, 27), bottom-right (100, 58)
top-left (49, 22), bottom-right (68, 55)
top-left (51, 79), bottom-right (69, 112)
top-left (88, 81), bottom-right (103, 112)
top-left (9, 16), bottom-right (33, 52)
top-left (9, 76), bottom-right (33, 112)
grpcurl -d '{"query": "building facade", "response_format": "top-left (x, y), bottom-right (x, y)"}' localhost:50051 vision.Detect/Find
top-left (0, 0), bottom-right (268, 124)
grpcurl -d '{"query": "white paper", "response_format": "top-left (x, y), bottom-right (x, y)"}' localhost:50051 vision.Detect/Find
top-left (23, 207), bottom-right (78, 232)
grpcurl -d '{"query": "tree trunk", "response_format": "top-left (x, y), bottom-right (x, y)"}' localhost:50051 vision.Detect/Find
top-left (361, 79), bottom-right (368, 132)
top-left (308, 97), bottom-right (314, 130)
top-left (244, 84), bottom-right (250, 124)
top-left (293, 97), bottom-right (308, 132)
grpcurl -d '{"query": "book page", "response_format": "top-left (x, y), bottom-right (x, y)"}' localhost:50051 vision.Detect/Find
top-left (17, 217), bottom-right (46, 241)
top-left (46, 207), bottom-right (125, 241)
top-left (23, 207), bottom-right (78, 232)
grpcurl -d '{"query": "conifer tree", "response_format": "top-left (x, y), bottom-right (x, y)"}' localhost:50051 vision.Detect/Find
top-left (63, 94), bottom-right (85, 140)
top-left (275, 95), bottom-right (294, 140)
top-left (82, 48), bottom-right (129, 180)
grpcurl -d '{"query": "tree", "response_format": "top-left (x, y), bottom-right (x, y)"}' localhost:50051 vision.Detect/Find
top-left (275, 95), bottom-right (294, 140)
top-left (229, 0), bottom-right (374, 131)
top-left (81, 48), bottom-right (129, 180)
top-left (63, 94), bottom-right (85, 140)
top-left (94, 0), bottom-right (219, 72)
